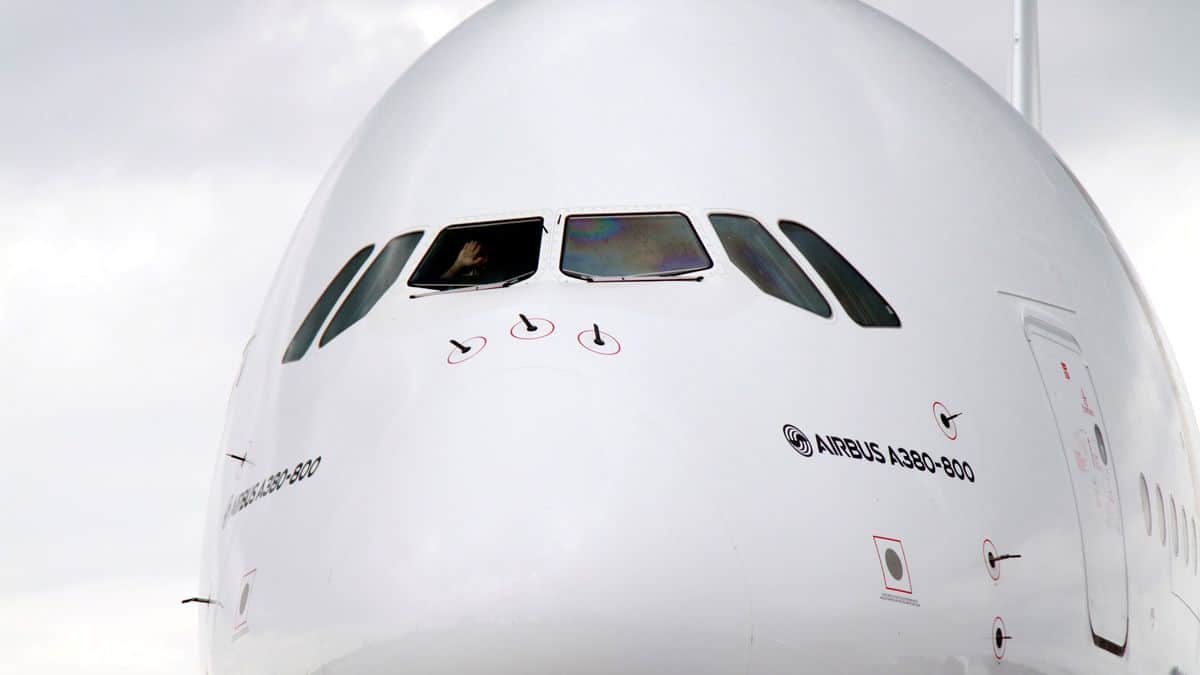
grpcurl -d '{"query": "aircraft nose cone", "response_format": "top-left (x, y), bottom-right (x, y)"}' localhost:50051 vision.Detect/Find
top-left (336, 366), bottom-right (749, 673)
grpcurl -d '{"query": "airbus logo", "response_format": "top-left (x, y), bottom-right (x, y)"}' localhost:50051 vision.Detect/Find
top-left (780, 423), bottom-right (977, 484)
top-left (782, 424), bottom-right (813, 457)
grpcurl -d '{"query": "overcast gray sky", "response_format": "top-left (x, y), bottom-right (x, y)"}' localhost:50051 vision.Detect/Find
top-left (1, 2), bottom-right (1196, 673)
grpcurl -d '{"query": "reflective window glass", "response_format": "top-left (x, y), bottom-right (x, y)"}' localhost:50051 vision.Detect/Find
top-left (1192, 518), bottom-right (1197, 573)
top-left (320, 232), bottom-right (423, 347)
top-left (1093, 425), bottom-right (1108, 465)
top-left (409, 218), bottom-right (543, 290)
top-left (282, 245), bottom-right (374, 363)
top-left (561, 212), bottom-right (712, 279)
top-left (779, 221), bottom-right (900, 327)
top-left (1171, 495), bottom-right (1179, 556)
top-left (1158, 485), bottom-right (1166, 546)
top-left (1185, 507), bottom-right (1190, 565)
top-left (709, 214), bottom-right (831, 317)
top-left (1139, 474), bottom-right (1151, 536)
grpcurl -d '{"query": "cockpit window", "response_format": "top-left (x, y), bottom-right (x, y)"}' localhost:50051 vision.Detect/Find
top-left (560, 212), bottom-right (712, 280)
top-left (319, 232), bottom-right (423, 347)
top-left (408, 217), bottom-right (543, 290)
top-left (709, 214), bottom-right (831, 317)
top-left (282, 244), bottom-right (374, 363)
top-left (779, 221), bottom-right (900, 327)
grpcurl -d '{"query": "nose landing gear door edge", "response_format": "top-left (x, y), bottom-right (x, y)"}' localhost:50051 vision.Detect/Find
top-left (1023, 314), bottom-right (1129, 656)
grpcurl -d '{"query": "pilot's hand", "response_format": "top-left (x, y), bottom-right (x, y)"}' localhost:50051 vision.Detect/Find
top-left (442, 240), bottom-right (488, 278)
top-left (455, 240), bottom-right (487, 269)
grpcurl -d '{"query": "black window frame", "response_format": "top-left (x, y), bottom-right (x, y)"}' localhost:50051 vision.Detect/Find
top-left (407, 216), bottom-right (545, 291)
top-left (708, 212), bottom-right (832, 318)
top-left (779, 221), bottom-right (901, 328)
top-left (281, 244), bottom-right (375, 364)
top-left (559, 210), bottom-right (714, 281)
top-left (318, 231), bottom-right (425, 348)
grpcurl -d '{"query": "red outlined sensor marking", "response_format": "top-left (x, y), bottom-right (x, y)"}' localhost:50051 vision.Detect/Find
top-left (447, 336), bottom-right (487, 365)
top-left (992, 616), bottom-right (1008, 660)
top-left (510, 317), bottom-right (555, 340)
top-left (578, 329), bottom-right (621, 356)
top-left (234, 568), bottom-right (257, 632)
top-left (933, 401), bottom-right (958, 440)
top-left (983, 539), bottom-right (1000, 581)
top-left (873, 535), bottom-right (913, 595)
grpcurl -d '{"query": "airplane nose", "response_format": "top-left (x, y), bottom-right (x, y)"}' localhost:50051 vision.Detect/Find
top-left (330, 364), bottom-right (750, 673)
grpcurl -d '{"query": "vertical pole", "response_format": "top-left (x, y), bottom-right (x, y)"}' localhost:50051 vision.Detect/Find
top-left (1010, 0), bottom-right (1041, 130)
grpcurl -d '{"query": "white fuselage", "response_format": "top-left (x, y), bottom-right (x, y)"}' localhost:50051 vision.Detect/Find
top-left (198, 2), bottom-right (1200, 673)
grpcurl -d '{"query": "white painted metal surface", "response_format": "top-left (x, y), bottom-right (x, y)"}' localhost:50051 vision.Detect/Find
top-left (1011, 0), bottom-right (1042, 129)
top-left (195, 1), bottom-right (1199, 672)
top-left (1026, 317), bottom-right (1129, 652)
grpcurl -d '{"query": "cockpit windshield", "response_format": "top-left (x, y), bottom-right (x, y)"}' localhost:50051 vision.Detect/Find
top-left (560, 212), bottom-right (712, 280)
top-left (408, 217), bottom-right (543, 290)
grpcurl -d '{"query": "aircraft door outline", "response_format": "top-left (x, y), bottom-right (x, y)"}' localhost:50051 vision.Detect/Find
top-left (1024, 315), bottom-right (1130, 656)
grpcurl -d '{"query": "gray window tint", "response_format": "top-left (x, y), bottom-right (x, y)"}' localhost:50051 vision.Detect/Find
top-left (320, 232), bottom-right (423, 347)
top-left (709, 214), bottom-right (831, 317)
top-left (779, 221), bottom-right (900, 327)
top-left (1158, 485), bottom-right (1166, 546)
top-left (1192, 518), bottom-right (1197, 573)
top-left (409, 218), bottom-right (543, 290)
top-left (1185, 507), bottom-right (1190, 565)
top-left (561, 212), bottom-right (711, 279)
top-left (1172, 496), bottom-right (1180, 556)
top-left (1139, 474), bottom-right (1151, 536)
top-left (282, 245), bottom-right (374, 363)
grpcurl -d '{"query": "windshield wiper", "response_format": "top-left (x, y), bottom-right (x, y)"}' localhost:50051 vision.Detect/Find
top-left (409, 271), bottom-right (535, 299)
top-left (571, 271), bottom-right (705, 283)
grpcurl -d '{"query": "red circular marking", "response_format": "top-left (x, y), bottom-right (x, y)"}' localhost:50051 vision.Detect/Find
top-left (933, 401), bottom-right (957, 440)
top-left (577, 329), bottom-right (621, 355)
top-left (992, 616), bottom-right (1007, 660)
top-left (447, 336), bottom-right (487, 365)
top-left (983, 539), bottom-right (1000, 581)
top-left (509, 318), bottom-right (555, 340)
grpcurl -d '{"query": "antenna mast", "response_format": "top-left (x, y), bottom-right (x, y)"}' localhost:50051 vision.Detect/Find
top-left (1010, 0), bottom-right (1041, 130)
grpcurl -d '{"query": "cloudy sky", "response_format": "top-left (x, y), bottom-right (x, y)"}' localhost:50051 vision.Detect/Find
top-left (1, 1), bottom-right (1195, 672)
